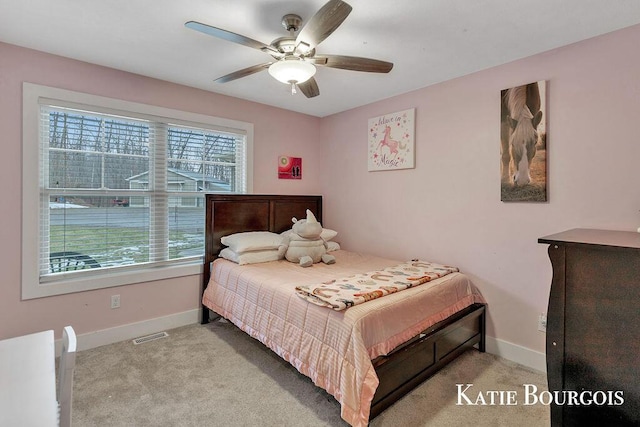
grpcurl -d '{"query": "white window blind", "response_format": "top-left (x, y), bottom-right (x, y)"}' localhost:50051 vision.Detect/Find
top-left (37, 104), bottom-right (247, 282)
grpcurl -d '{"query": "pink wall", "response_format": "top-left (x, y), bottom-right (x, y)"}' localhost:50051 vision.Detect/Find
top-left (319, 24), bottom-right (640, 354)
top-left (0, 42), bottom-right (321, 340)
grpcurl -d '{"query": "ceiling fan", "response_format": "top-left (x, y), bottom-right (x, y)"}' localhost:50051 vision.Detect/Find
top-left (185, 0), bottom-right (393, 98)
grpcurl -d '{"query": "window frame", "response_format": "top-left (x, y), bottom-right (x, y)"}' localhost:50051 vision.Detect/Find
top-left (22, 83), bottom-right (254, 299)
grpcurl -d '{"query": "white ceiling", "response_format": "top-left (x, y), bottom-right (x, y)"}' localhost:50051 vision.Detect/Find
top-left (2, 0), bottom-right (640, 117)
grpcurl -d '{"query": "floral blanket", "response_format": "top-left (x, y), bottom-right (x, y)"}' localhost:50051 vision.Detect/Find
top-left (295, 260), bottom-right (459, 310)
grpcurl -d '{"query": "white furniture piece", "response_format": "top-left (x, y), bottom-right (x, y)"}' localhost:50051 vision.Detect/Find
top-left (58, 326), bottom-right (77, 427)
top-left (0, 329), bottom-right (58, 426)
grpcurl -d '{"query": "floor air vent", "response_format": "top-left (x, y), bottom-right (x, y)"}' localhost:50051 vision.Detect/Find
top-left (132, 331), bottom-right (169, 345)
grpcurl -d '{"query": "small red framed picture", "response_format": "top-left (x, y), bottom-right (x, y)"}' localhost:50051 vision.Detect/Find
top-left (278, 156), bottom-right (302, 180)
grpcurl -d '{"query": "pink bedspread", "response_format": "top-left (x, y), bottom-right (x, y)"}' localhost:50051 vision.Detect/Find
top-left (202, 250), bottom-right (485, 426)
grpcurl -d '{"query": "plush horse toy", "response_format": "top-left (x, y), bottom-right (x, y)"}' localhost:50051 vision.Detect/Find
top-left (281, 209), bottom-right (336, 267)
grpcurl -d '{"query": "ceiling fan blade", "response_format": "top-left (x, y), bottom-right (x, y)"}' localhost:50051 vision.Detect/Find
top-left (295, 0), bottom-right (352, 53)
top-left (307, 56), bottom-right (328, 65)
top-left (185, 21), bottom-right (280, 56)
top-left (297, 78), bottom-right (320, 98)
top-left (215, 63), bottom-right (272, 84)
top-left (315, 55), bottom-right (393, 73)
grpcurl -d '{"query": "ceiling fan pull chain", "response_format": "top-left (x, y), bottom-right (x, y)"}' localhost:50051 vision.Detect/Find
top-left (290, 82), bottom-right (297, 95)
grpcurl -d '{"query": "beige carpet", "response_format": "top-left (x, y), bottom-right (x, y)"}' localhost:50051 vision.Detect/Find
top-left (72, 320), bottom-right (550, 426)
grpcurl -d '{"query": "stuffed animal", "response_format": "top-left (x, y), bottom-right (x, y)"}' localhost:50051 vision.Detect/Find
top-left (281, 209), bottom-right (336, 267)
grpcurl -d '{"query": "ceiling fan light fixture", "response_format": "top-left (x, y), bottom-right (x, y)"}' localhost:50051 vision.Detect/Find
top-left (268, 58), bottom-right (316, 85)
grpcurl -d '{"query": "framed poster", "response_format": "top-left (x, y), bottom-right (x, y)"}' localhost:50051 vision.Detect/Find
top-left (500, 80), bottom-right (547, 201)
top-left (278, 156), bottom-right (302, 179)
top-left (368, 108), bottom-right (415, 171)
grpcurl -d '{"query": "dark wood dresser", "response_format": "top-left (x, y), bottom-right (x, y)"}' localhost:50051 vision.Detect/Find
top-left (538, 229), bottom-right (640, 426)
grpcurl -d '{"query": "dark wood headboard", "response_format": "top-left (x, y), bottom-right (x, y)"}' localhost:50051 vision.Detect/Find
top-left (201, 194), bottom-right (322, 323)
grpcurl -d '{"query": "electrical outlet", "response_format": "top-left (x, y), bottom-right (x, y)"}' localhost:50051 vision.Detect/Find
top-left (538, 313), bottom-right (547, 332)
top-left (111, 294), bottom-right (120, 309)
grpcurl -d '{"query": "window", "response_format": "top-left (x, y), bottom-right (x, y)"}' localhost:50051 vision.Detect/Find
top-left (22, 83), bottom-right (253, 299)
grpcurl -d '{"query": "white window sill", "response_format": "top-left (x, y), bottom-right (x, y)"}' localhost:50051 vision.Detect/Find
top-left (23, 261), bottom-right (203, 300)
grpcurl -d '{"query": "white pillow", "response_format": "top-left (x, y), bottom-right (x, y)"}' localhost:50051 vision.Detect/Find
top-left (220, 231), bottom-right (283, 253)
top-left (219, 248), bottom-right (283, 265)
top-left (321, 228), bottom-right (338, 241)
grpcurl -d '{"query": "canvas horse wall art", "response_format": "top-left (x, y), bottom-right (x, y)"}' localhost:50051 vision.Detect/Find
top-left (500, 82), bottom-right (543, 186)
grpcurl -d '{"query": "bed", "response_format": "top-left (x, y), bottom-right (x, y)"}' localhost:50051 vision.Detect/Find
top-left (201, 194), bottom-right (486, 426)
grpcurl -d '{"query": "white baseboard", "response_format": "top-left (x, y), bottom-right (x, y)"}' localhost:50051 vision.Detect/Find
top-left (485, 336), bottom-right (547, 373)
top-left (55, 309), bottom-right (200, 355)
